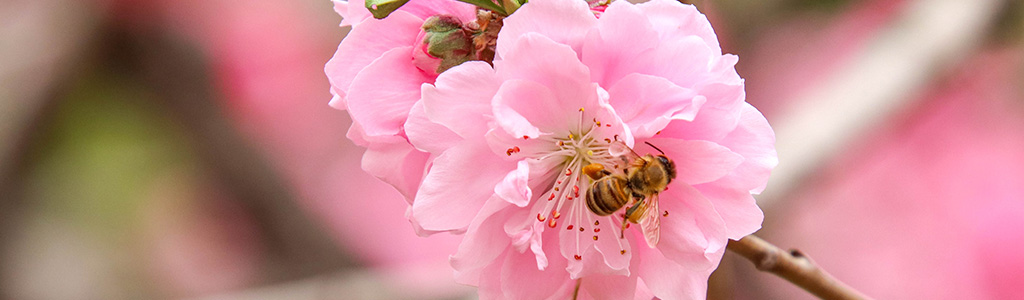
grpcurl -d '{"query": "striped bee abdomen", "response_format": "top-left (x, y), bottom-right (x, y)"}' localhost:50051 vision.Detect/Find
top-left (586, 176), bottom-right (631, 216)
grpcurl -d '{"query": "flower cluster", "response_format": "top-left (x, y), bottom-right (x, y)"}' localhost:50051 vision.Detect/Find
top-left (326, 0), bottom-right (777, 298)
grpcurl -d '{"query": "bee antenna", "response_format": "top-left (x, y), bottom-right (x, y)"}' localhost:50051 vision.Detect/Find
top-left (644, 141), bottom-right (665, 155)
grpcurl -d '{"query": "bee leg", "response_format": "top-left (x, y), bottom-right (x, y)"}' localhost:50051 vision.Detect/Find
top-left (620, 213), bottom-right (629, 239)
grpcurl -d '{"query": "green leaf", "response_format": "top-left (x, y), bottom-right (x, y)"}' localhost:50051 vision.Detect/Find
top-left (364, 0), bottom-right (411, 19)
top-left (455, 0), bottom-right (507, 15)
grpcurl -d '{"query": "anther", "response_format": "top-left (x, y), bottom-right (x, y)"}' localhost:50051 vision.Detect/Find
top-left (558, 141), bottom-right (565, 146)
top-left (579, 227), bottom-right (584, 232)
top-left (594, 228), bottom-right (600, 233)
top-left (594, 220), bottom-right (600, 226)
top-left (663, 211), bottom-right (669, 217)
top-left (574, 254), bottom-right (582, 260)
top-left (555, 187), bottom-right (560, 191)
top-left (593, 235), bottom-right (599, 241)
top-left (567, 225), bottom-right (574, 230)
top-left (604, 138), bottom-right (612, 143)
top-left (620, 250), bottom-right (626, 255)
top-left (587, 150), bottom-right (594, 156)
top-left (506, 148), bottom-right (515, 156)
top-left (565, 169), bottom-right (573, 176)
top-left (548, 193), bottom-right (555, 201)
top-left (548, 219), bottom-right (557, 228)
top-left (537, 214), bottom-right (546, 222)
top-left (553, 211), bottom-right (561, 219)
top-left (605, 124), bottom-right (611, 127)
top-left (578, 107), bottom-right (584, 112)
top-left (572, 185), bottom-right (579, 196)
top-left (523, 135), bottom-right (529, 140)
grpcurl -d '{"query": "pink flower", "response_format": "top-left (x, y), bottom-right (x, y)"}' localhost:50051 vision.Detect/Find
top-left (325, 0), bottom-right (477, 197)
top-left (402, 0), bottom-right (777, 298)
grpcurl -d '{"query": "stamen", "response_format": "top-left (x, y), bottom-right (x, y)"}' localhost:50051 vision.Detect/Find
top-left (574, 254), bottom-right (582, 260)
top-left (537, 214), bottom-right (546, 222)
top-left (548, 219), bottom-right (557, 228)
top-left (553, 211), bottom-right (561, 219)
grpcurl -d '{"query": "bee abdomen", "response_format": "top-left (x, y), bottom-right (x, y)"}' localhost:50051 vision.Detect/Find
top-left (586, 176), bottom-right (630, 216)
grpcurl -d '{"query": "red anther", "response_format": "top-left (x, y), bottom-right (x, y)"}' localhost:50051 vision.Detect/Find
top-left (604, 138), bottom-right (612, 143)
top-left (572, 185), bottom-right (579, 195)
top-left (567, 225), bottom-right (574, 230)
top-left (523, 135), bottom-right (530, 140)
top-left (620, 250), bottom-right (626, 255)
top-left (594, 220), bottom-right (600, 226)
top-left (548, 219), bottom-right (557, 228)
top-left (537, 214), bottom-right (546, 222)
top-left (625, 223), bottom-right (630, 229)
top-left (506, 148), bottom-right (515, 156)
top-left (558, 141), bottom-right (565, 146)
top-left (513, 146), bottom-right (520, 152)
top-left (565, 169), bottom-right (573, 176)
top-left (566, 195), bottom-right (573, 200)
top-left (593, 235), bottom-right (598, 241)
top-left (605, 124), bottom-right (611, 127)
top-left (594, 228), bottom-right (600, 233)
top-left (574, 255), bottom-right (582, 260)
top-left (663, 211), bottom-right (669, 217)
top-left (579, 227), bottom-right (584, 232)
top-left (548, 193), bottom-right (555, 201)
top-left (557, 180), bottom-right (562, 184)
top-left (655, 130), bottom-right (661, 135)
top-left (553, 211), bottom-right (561, 219)
top-left (555, 187), bottom-right (560, 191)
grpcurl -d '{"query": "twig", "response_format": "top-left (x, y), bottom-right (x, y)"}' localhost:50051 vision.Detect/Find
top-left (727, 235), bottom-right (870, 300)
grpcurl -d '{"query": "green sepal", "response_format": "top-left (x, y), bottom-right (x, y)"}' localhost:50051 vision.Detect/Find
top-left (364, 0), bottom-right (411, 19)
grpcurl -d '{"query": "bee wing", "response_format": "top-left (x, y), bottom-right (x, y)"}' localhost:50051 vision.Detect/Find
top-left (639, 194), bottom-right (661, 248)
top-left (608, 141), bottom-right (643, 168)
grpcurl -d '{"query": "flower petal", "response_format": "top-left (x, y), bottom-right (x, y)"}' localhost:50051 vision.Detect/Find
top-left (361, 140), bottom-right (431, 201)
top-left (653, 183), bottom-right (728, 267)
top-left (346, 46), bottom-right (433, 137)
top-left (451, 196), bottom-right (514, 285)
top-left (500, 228), bottom-right (576, 300)
top-left (494, 33), bottom-right (597, 115)
top-left (333, 0), bottom-right (370, 27)
top-left (636, 236), bottom-right (723, 300)
top-left (496, 0), bottom-right (597, 58)
top-left (712, 103), bottom-right (778, 193)
top-left (606, 73), bottom-right (702, 139)
top-left (412, 140), bottom-right (515, 232)
top-left (405, 101), bottom-right (461, 154)
top-left (656, 82), bottom-right (746, 142)
top-left (579, 271), bottom-right (638, 300)
top-left (495, 160), bottom-right (533, 207)
top-left (694, 184), bottom-right (763, 240)
top-left (636, 0), bottom-right (721, 53)
top-left (421, 61), bottom-right (501, 139)
top-left (640, 138), bottom-right (743, 185)
top-left (492, 79), bottom-right (558, 138)
top-left (325, 11), bottom-right (423, 105)
top-left (581, 0), bottom-right (660, 87)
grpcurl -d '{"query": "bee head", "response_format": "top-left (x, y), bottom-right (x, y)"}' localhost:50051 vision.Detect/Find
top-left (656, 155), bottom-right (676, 184)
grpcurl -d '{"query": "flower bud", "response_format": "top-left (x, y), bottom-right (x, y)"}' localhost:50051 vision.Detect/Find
top-left (420, 15), bottom-right (474, 74)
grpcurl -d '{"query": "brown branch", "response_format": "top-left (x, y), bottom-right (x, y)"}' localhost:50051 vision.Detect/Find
top-left (727, 235), bottom-right (871, 300)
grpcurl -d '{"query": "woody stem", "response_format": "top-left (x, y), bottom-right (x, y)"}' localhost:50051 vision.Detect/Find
top-left (726, 235), bottom-right (871, 300)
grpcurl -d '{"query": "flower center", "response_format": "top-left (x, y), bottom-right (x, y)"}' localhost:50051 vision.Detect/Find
top-left (521, 108), bottom-right (630, 260)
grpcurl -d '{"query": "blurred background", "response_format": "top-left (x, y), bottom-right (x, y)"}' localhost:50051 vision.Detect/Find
top-left (0, 0), bottom-right (1021, 299)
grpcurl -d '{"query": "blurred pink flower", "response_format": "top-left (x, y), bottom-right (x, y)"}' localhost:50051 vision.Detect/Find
top-left (401, 0), bottom-right (777, 298)
top-left (325, 0), bottom-right (477, 198)
top-left (765, 48), bottom-right (1024, 300)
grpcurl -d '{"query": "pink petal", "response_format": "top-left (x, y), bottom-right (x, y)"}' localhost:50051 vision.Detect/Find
top-left (492, 79), bottom-right (558, 138)
top-left (333, 0), bottom-right (370, 27)
top-left (494, 33), bottom-right (596, 111)
top-left (640, 138), bottom-right (743, 185)
top-left (397, 0), bottom-right (477, 22)
top-left (581, 0), bottom-right (660, 87)
top-left (693, 184), bottom-right (763, 240)
top-left (405, 101), bottom-right (461, 154)
top-left (579, 271), bottom-right (638, 300)
top-left (450, 197), bottom-right (514, 285)
top-left (653, 183), bottom-right (728, 267)
top-left (606, 73), bottom-right (703, 139)
top-left (361, 140), bottom-right (431, 201)
top-left (325, 11), bottom-right (422, 103)
top-left (496, 0), bottom-right (597, 58)
top-left (499, 228), bottom-right (576, 300)
top-left (346, 46), bottom-right (433, 137)
top-left (656, 82), bottom-right (745, 142)
top-left (495, 160), bottom-right (532, 207)
top-left (411, 140), bottom-right (515, 232)
top-left (421, 61), bottom-right (501, 139)
top-left (713, 103), bottom-right (778, 193)
top-left (628, 35), bottom-right (717, 89)
top-left (636, 238), bottom-right (724, 300)
top-left (636, 0), bottom-right (721, 53)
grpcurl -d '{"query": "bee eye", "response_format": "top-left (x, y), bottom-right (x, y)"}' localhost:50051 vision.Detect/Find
top-left (658, 155), bottom-right (677, 182)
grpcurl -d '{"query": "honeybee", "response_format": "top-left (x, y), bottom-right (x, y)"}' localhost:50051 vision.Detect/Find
top-left (584, 141), bottom-right (677, 247)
